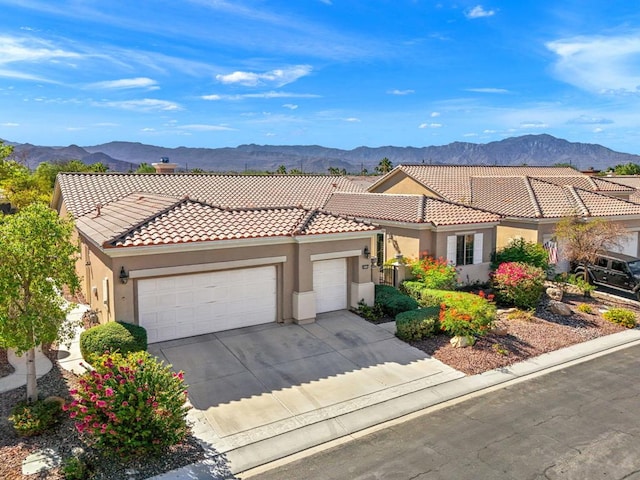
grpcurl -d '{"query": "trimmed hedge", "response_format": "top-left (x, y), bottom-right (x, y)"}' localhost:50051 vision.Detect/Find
top-left (375, 284), bottom-right (418, 317)
top-left (395, 307), bottom-right (440, 341)
top-left (80, 321), bottom-right (148, 364)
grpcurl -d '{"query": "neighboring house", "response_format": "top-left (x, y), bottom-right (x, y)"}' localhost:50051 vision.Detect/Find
top-left (368, 165), bottom-right (640, 267)
top-left (603, 176), bottom-right (640, 204)
top-left (324, 192), bottom-right (501, 284)
top-left (53, 173), bottom-right (378, 343)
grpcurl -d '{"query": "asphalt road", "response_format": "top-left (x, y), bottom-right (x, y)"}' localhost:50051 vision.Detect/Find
top-left (246, 343), bottom-right (640, 480)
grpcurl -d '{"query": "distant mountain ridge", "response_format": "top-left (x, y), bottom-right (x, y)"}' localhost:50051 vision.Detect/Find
top-left (3, 134), bottom-right (640, 173)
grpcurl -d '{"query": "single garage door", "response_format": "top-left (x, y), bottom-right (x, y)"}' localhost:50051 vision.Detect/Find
top-left (137, 265), bottom-right (277, 343)
top-left (313, 258), bottom-right (347, 313)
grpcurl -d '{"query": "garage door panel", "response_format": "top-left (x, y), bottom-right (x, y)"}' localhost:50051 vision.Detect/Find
top-left (313, 259), bottom-right (347, 314)
top-left (138, 265), bottom-right (277, 343)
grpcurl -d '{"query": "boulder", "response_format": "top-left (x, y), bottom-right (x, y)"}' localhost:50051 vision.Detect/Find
top-left (546, 287), bottom-right (564, 301)
top-left (450, 335), bottom-right (475, 348)
top-left (548, 300), bottom-right (572, 316)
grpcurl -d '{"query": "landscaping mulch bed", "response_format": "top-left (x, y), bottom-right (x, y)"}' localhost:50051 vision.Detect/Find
top-left (409, 292), bottom-right (639, 375)
top-left (0, 347), bottom-right (209, 480)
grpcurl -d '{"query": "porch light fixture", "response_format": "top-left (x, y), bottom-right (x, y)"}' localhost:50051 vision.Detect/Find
top-left (363, 246), bottom-right (370, 258)
top-left (119, 266), bottom-right (129, 284)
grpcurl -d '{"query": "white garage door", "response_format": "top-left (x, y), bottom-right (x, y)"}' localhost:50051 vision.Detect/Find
top-left (137, 265), bottom-right (277, 343)
top-left (612, 232), bottom-right (639, 257)
top-left (313, 258), bottom-right (347, 313)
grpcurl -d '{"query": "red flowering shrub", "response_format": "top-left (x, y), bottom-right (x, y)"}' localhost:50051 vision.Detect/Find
top-left (438, 291), bottom-right (496, 338)
top-left (409, 253), bottom-right (458, 290)
top-left (492, 262), bottom-right (546, 309)
top-left (65, 351), bottom-right (190, 459)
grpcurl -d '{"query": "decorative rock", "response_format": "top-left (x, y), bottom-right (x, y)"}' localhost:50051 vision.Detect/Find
top-left (548, 300), bottom-right (572, 316)
top-left (450, 335), bottom-right (475, 348)
top-left (22, 448), bottom-right (61, 475)
top-left (489, 325), bottom-right (509, 336)
top-left (546, 287), bottom-right (564, 301)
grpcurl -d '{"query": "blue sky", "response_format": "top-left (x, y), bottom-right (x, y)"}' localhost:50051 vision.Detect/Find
top-left (1, 1), bottom-right (640, 153)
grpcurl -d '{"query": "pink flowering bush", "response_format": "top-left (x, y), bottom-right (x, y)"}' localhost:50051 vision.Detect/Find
top-left (492, 262), bottom-right (546, 309)
top-left (65, 351), bottom-right (190, 459)
top-left (409, 252), bottom-right (458, 290)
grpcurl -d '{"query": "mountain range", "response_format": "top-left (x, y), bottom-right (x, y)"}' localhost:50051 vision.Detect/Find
top-left (3, 134), bottom-right (640, 173)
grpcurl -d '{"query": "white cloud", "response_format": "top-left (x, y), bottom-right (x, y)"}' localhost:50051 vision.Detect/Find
top-left (343, 117), bottom-right (360, 122)
top-left (98, 98), bottom-right (182, 112)
top-left (419, 123), bottom-right (442, 128)
top-left (215, 65), bottom-right (312, 87)
top-left (430, 111), bottom-right (440, 117)
top-left (483, 129), bottom-right (496, 133)
top-left (566, 115), bottom-right (614, 125)
top-left (546, 33), bottom-right (640, 94)
top-left (0, 122), bottom-right (19, 127)
top-left (387, 89), bottom-right (414, 95)
top-left (141, 128), bottom-right (155, 132)
top-left (593, 127), bottom-right (604, 133)
top-left (282, 104), bottom-right (298, 110)
top-left (0, 35), bottom-right (81, 64)
top-left (177, 124), bottom-right (235, 131)
top-left (465, 87), bottom-right (510, 94)
top-left (463, 133), bottom-right (479, 137)
top-left (202, 91), bottom-right (320, 101)
top-left (520, 121), bottom-right (548, 128)
top-left (87, 77), bottom-right (159, 90)
top-left (465, 5), bottom-right (496, 19)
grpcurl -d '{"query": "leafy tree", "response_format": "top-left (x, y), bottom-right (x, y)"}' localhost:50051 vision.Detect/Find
top-left (189, 168), bottom-right (206, 174)
top-left (375, 157), bottom-right (393, 174)
top-left (89, 162), bottom-right (109, 173)
top-left (0, 203), bottom-right (80, 403)
top-left (135, 162), bottom-right (156, 173)
top-left (276, 165), bottom-right (287, 174)
top-left (288, 168), bottom-right (303, 175)
top-left (492, 237), bottom-right (549, 270)
top-left (613, 162), bottom-right (640, 175)
top-left (554, 216), bottom-right (628, 280)
top-left (328, 167), bottom-right (341, 175)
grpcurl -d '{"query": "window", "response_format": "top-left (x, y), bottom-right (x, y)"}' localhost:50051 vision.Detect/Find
top-left (456, 234), bottom-right (474, 266)
top-left (596, 257), bottom-right (608, 268)
top-left (447, 233), bottom-right (483, 266)
top-left (611, 260), bottom-right (626, 272)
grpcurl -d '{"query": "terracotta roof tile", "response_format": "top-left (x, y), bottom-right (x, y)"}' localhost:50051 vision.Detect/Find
top-left (57, 173), bottom-right (366, 218)
top-left (75, 196), bottom-right (377, 248)
top-left (324, 192), bottom-right (500, 226)
top-left (469, 177), bottom-right (640, 218)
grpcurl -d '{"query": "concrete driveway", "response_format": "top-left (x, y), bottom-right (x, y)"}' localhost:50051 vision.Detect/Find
top-left (148, 311), bottom-right (463, 469)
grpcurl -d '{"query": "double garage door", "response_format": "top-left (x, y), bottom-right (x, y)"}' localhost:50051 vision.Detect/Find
top-left (138, 266), bottom-right (276, 343)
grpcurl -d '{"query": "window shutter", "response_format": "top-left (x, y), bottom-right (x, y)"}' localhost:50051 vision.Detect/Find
top-left (473, 233), bottom-right (483, 265)
top-left (447, 235), bottom-right (457, 264)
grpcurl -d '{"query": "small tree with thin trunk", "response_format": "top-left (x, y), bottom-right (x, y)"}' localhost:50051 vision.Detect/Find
top-left (0, 203), bottom-right (80, 403)
top-left (554, 215), bottom-right (628, 280)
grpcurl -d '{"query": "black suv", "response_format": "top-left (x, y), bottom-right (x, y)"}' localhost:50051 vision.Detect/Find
top-left (573, 251), bottom-right (640, 299)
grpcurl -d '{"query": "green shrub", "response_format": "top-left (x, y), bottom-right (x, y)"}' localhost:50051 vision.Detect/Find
top-left (566, 273), bottom-right (595, 297)
top-left (437, 291), bottom-right (496, 337)
top-left (62, 455), bottom-right (89, 480)
top-left (492, 237), bottom-right (550, 270)
top-left (355, 299), bottom-right (384, 322)
top-left (375, 284), bottom-right (418, 317)
top-left (408, 254), bottom-right (458, 290)
top-left (603, 308), bottom-right (637, 328)
top-left (395, 307), bottom-right (440, 341)
top-left (400, 280), bottom-right (426, 301)
top-left (80, 321), bottom-right (147, 364)
top-left (492, 262), bottom-right (546, 309)
top-left (66, 351), bottom-right (190, 460)
top-left (9, 399), bottom-right (62, 436)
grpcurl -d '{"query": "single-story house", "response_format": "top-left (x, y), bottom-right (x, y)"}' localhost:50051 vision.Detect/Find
top-left (53, 173), bottom-right (378, 343)
top-left (368, 165), bottom-right (640, 264)
top-left (324, 192), bottom-right (501, 284)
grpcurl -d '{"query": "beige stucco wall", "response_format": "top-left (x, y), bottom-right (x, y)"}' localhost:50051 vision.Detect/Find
top-left (496, 223), bottom-right (539, 249)
top-left (370, 173), bottom-right (439, 197)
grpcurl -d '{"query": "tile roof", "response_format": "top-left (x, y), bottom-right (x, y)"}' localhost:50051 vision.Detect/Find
top-left (469, 177), bottom-right (640, 218)
top-left (604, 176), bottom-right (640, 190)
top-left (75, 194), bottom-right (377, 249)
top-left (324, 192), bottom-right (501, 226)
top-left (370, 165), bottom-right (630, 202)
top-left (57, 173), bottom-right (366, 218)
